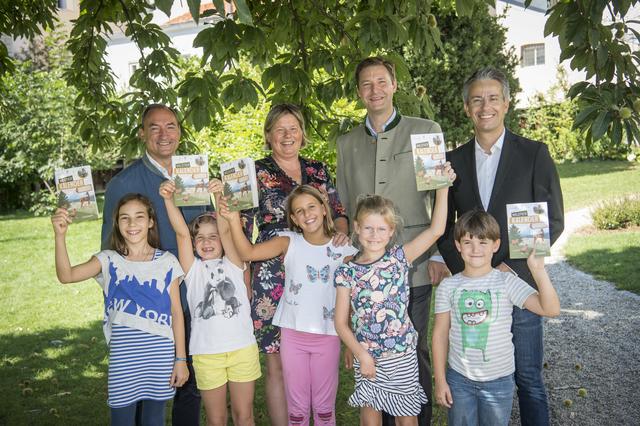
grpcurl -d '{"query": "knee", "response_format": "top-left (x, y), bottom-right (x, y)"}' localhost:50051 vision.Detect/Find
top-left (316, 410), bottom-right (334, 424)
top-left (206, 416), bottom-right (227, 426)
top-left (289, 413), bottom-right (307, 424)
top-left (232, 410), bottom-right (254, 426)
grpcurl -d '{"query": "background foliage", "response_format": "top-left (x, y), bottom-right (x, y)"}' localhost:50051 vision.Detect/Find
top-left (0, 29), bottom-right (118, 213)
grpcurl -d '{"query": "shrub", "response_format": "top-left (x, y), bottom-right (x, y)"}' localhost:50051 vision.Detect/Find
top-left (592, 197), bottom-right (640, 230)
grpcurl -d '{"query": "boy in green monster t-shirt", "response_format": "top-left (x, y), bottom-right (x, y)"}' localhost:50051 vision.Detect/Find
top-left (432, 210), bottom-right (560, 426)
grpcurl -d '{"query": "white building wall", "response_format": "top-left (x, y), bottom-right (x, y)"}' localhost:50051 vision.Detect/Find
top-left (496, 0), bottom-right (587, 107)
top-left (106, 23), bottom-right (205, 91)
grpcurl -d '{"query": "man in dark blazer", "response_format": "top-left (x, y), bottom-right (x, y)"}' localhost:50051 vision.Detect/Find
top-left (438, 67), bottom-right (564, 426)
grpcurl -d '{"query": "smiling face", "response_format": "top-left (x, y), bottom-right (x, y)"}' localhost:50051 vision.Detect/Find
top-left (354, 213), bottom-right (395, 258)
top-left (267, 113), bottom-right (304, 162)
top-left (139, 107), bottom-right (181, 168)
top-left (455, 233), bottom-right (500, 275)
top-left (357, 64), bottom-right (397, 118)
top-left (289, 193), bottom-right (327, 236)
top-left (117, 200), bottom-right (154, 246)
top-left (193, 222), bottom-right (223, 260)
top-left (464, 79), bottom-right (509, 146)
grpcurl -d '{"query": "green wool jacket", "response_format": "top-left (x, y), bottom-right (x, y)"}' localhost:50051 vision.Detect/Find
top-left (337, 114), bottom-right (442, 288)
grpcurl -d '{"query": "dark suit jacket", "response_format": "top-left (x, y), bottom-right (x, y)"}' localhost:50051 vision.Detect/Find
top-left (438, 129), bottom-right (564, 288)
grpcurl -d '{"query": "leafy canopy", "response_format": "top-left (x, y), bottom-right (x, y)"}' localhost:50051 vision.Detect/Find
top-left (0, 0), bottom-right (638, 154)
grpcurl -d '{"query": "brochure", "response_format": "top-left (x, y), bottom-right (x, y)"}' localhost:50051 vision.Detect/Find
top-left (410, 132), bottom-right (450, 191)
top-left (172, 155), bottom-right (211, 207)
top-left (54, 165), bottom-right (99, 222)
top-left (220, 158), bottom-right (259, 212)
top-left (506, 202), bottom-right (551, 259)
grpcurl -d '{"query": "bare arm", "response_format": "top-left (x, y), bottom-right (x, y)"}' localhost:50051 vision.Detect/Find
top-left (432, 311), bottom-right (453, 408)
top-left (405, 163), bottom-right (455, 263)
top-left (522, 253), bottom-right (560, 317)
top-left (335, 287), bottom-right (377, 379)
top-left (212, 185), bottom-right (244, 269)
top-left (52, 208), bottom-right (101, 283)
top-left (160, 180), bottom-right (195, 273)
top-left (218, 196), bottom-right (289, 262)
top-left (169, 278), bottom-right (189, 387)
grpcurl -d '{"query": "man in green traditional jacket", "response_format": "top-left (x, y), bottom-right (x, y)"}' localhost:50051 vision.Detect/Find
top-left (337, 56), bottom-right (449, 426)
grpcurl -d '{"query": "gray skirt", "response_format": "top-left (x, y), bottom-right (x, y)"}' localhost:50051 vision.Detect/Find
top-left (350, 349), bottom-right (428, 416)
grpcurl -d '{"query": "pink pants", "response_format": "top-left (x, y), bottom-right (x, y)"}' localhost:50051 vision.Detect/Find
top-left (280, 328), bottom-right (340, 426)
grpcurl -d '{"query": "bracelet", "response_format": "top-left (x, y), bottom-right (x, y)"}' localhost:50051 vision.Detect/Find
top-left (175, 357), bottom-right (187, 362)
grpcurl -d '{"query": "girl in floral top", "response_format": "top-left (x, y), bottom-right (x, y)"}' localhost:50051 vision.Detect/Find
top-left (334, 163), bottom-right (455, 425)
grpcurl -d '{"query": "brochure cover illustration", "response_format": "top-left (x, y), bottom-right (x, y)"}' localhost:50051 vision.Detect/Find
top-left (410, 132), bottom-right (450, 191)
top-left (172, 155), bottom-right (211, 207)
top-left (506, 202), bottom-right (551, 259)
top-left (54, 165), bottom-right (100, 222)
top-left (220, 158), bottom-right (259, 212)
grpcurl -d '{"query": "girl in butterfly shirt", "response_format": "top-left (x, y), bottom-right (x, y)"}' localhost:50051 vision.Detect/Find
top-left (220, 184), bottom-right (356, 426)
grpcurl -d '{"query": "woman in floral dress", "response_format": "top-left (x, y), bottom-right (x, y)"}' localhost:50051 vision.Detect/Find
top-left (241, 103), bottom-right (348, 425)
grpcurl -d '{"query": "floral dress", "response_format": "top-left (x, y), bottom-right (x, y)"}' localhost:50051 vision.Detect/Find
top-left (242, 155), bottom-right (346, 353)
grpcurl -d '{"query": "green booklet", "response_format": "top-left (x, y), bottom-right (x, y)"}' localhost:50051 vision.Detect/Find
top-left (172, 155), bottom-right (211, 207)
top-left (506, 202), bottom-right (551, 259)
top-left (220, 158), bottom-right (259, 212)
top-left (410, 132), bottom-right (451, 191)
top-left (54, 165), bottom-right (100, 222)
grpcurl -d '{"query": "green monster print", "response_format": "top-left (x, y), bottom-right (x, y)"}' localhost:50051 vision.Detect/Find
top-left (455, 289), bottom-right (498, 362)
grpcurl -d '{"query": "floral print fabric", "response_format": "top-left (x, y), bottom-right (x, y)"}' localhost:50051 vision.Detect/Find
top-left (242, 155), bottom-right (346, 353)
top-left (334, 245), bottom-right (417, 359)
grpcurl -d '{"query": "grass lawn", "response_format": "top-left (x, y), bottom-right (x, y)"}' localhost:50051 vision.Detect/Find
top-left (564, 227), bottom-right (640, 294)
top-left (556, 160), bottom-right (640, 211)
top-left (558, 160), bottom-right (640, 294)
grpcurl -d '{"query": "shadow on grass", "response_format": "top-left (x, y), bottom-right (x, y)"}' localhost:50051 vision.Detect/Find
top-left (0, 321), bottom-right (109, 426)
top-left (557, 160), bottom-right (637, 179)
top-left (566, 246), bottom-right (640, 294)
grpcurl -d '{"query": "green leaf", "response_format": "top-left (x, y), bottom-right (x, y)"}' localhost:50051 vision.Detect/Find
top-left (573, 104), bottom-right (599, 129)
top-left (455, 0), bottom-right (474, 17)
top-left (212, 0), bottom-right (225, 17)
top-left (155, 0), bottom-right (173, 17)
top-left (187, 0), bottom-right (201, 24)
top-left (233, 0), bottom-right (254, 26)
top-left (567, 81), bottom-right (589, 99)
top-left (591, 110), bottom-right (611, 140)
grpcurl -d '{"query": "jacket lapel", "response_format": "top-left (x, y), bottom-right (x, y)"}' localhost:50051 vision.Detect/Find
top-left (487, 129), bottom-right (514, 213)
top-left (462, 138), bottom-right (484, 210)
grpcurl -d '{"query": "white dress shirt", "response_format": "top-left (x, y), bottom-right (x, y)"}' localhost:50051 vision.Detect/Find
top-left (146, 151), bottom-right (172, 179)
top-left (475, 129), bottom-right (506, 210)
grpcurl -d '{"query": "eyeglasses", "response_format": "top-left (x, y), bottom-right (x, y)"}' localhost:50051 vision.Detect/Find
top-left (468, 95), bottom-right (505, 108)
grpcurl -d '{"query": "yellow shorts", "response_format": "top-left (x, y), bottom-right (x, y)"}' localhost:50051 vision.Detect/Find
top-left (192, 344), bottom-right (261, 390)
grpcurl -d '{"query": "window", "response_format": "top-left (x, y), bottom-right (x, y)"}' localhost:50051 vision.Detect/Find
top-left (57, 0), bottom-right (67, 9)
top-left (521, 43), bottom-right (545, 67)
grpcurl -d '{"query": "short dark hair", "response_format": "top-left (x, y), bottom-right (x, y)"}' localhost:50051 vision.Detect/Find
top-left (140, 103), bottom-right (180, 129)
top-left (462, 67), bottom-right (510, 104)
top-left (454, 210), bottom-right (501, 242)
top-left (355, 57), bottom-right (396, 87)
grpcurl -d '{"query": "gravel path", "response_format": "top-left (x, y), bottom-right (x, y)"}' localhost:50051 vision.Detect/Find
top-left (510, 208), bottom-right (640, 425)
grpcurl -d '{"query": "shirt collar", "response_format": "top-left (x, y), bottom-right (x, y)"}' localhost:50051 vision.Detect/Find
top-left (145, 151), bottom-right (172, 179)
top-left (365, 108), bottom-right (397, 138)
top-left (474, 128), bottom-right (506, 155)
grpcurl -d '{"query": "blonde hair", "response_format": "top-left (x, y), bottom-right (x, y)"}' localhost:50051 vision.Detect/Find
top-left (263, 103), bottom-right (308, 150)
top-left (353, 194), bottom-right (402, 248)
top-left (109, 193), bottom-right (160, 256)
top-left (286, 185), bottom-right (335, 237)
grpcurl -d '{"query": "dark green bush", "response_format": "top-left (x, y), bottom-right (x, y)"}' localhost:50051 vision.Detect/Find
top-left (592, 197), bottom-right (640, 230)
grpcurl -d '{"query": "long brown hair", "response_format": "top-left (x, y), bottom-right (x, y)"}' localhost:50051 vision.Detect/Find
top-left (285, 185), bottom-right (335, 237)
top-left (109, 193), bottom-right (161, 256)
